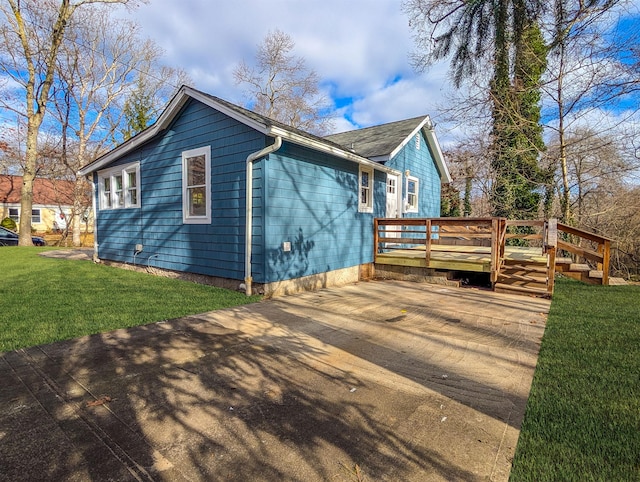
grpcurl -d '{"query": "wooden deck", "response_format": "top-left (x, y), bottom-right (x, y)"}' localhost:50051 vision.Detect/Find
top-left (376, 244), bottom-right (547, 272)
top-left (374, 217), bottom-right (613, 297)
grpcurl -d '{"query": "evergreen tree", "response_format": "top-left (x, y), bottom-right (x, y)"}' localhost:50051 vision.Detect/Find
top-left (490, 11), bottom-right (547, 220)
top-left (120, 78), bottom-right (155, 141)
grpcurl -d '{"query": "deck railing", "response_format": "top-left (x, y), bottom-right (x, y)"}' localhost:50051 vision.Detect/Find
top-left (374, 217), bottom-right (507, 282)
top-left (556, 222), bottom-right (611, 286)
top-left (374, 217), bottom-right (611, 295)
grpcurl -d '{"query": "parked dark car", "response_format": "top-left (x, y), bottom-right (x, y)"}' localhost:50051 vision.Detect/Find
top-left (0, 226), bottom-right (46, 246)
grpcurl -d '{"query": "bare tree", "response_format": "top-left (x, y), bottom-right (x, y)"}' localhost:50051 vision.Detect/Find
top-left (0, 0), bottom-right (140, 245)
top-left (543, 0), bottom-right (639, 224)
top-left (234, 29), bottom-right (333, 135)
top-left (442, 133), bottom-right (495, 217)
top-left (52, 5), bottom-right (187, 246)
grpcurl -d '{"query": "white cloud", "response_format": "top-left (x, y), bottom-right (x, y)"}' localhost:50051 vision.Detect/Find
top-left (117, 0), bottom-right (452, 133)
top-left (117, 0), bottom-right (638, 150)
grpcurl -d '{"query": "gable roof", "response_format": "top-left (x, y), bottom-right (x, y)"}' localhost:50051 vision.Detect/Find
top-left (0, 175), bottom-right (75, 206)
top-left (79, 86), bottom-right (402, 177)
top-left (325, 116), bottom-right (451, 183)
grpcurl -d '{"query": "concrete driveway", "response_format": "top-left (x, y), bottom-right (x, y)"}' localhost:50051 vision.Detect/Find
top-left (0, 280), bottom-right (549, 481)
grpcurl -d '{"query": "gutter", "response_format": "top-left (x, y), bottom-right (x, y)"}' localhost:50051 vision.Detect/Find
top-left (268, 126), bottom-right (401, 176)
top-left (245, 136), bottom-right (282, 296)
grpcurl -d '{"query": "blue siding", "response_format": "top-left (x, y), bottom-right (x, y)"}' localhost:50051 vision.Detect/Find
top-left (386, 130), bottom-right (441, 217)
top-left (94, 98), bottom-right (443, 286)
top-left (257, 142), bottom-right (385, 283)
top-left (95, 98), bottom-right (266, 280)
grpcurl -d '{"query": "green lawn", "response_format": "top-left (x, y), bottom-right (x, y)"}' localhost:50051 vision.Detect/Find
top-left (0, 247), bottom-right (260, 352)
top-left (510, 277), bottom-right (640, 481)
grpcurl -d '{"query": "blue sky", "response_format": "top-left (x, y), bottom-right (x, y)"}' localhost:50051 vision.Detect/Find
top-left (113, 0), bottom-right (638, 145)
top-left (115, 0), bottom-right (452, 136)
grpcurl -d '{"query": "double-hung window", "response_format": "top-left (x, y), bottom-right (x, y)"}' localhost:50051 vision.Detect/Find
top-left (358, 165), bottom-right (374, 213)
top-left (126, 168), bottom-right (138, 206)
top-left (182, 146), bottom-right (211, 224)
top-left (9, 207), bottom-right (19, 222)
top-left (406, 176), bottom-right (419, 213)
top-left (98, 162), bottom-right (140, 210)
top-left (31, 209), bottom-right (41, 223)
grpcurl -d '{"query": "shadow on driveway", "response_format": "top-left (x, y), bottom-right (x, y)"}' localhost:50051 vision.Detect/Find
top-left (0, 280), bottom-right (549, 481)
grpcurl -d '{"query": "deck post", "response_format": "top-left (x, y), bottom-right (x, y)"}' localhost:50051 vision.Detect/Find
top-left (546, 219), bottom-right (558, 296)
top-left (374, 218), bottom-right (380, 264)
top-left (602, 239), bottom-right (610, 285)
top-left (490, 218), bottom-right (499, 284)
top-left (425, 219), bottom-right (432, 266)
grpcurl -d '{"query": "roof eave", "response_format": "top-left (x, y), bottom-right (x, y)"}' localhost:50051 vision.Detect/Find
top-left (423, 126), bottom-right (452, 183)
top-left (268, 126), bottom-right (400, 175)
top-left (79, 85), bottom-right (403, 178)
top-left (79, 86), bottom-right (272, 176)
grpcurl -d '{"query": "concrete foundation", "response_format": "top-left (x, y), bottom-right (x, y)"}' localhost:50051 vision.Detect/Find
top-left (262, 264), bottom-right (366, 298)
top-left (97, 258), bottom-right (374, 298)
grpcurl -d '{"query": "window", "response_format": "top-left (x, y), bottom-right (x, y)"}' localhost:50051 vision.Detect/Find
top-left (415, 133), bottom-right (421, 150)
top-left (7, 208), bottom-right (42, 224)
top-left (114, 174), bottom-right (124, 207)
top-left (406, 176), bottom-right (419, 213)
top-left (182, 146), bottom-right (211, 224)
top-left (98, 162), bottom-right (140, 210)
top-left (103, 177), bottom-right (112, 208)
top-left (126, 168), bottom-right (138, 206)
top-left (358, 166), bottom-right (374, 213)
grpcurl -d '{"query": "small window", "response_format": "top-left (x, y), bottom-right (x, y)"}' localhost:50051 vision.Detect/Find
top-left (387, 177), bottom-right (396, 195)
top-left (182, 146), bottom-right (211, 224)
top-left (114, 174), bottom-right (124, 207)
top-left (415, 133), bottom-right (421, 150)
top-left (126, 168), bottom-right (138, 206)
top-left (98, 162), bottom-right (140, 210)
top-left (9, 207), bottom-right (19, 222)
top-left (406, 176), bottom-right (419, 213)
top-left (103, 178), bottom-right (112, 208)
top-left (32, 209), bottom-right (41, 223)
top-left (358, 166), bottom-right (374, 213)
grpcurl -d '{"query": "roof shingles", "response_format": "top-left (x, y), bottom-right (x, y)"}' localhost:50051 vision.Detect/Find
top-left (0, 175), bottom-right (75, 206)
top-left (324, 116), bottom-right (429, 159)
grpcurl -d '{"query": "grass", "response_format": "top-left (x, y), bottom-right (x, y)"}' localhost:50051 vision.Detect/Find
top-left (0, 247), bottom-right (260, 352)
top-left (510, 277), bottom-right (640, 481)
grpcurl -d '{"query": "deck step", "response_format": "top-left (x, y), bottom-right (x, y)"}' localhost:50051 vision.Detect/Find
top-left (609, 277), bottom-right (628, 286)
top-left (555, 257), bottom-right (573, 265)
top-left (501, 263), bottom-right (548, 274)
top-left (494, 282), bottom-right (550, 297)
top-left (589, 270), bottom-right (603, 279)
top-left (569, 263), bottom-right (591, 272)
top-left (498, 273), bottom-right (546, 284)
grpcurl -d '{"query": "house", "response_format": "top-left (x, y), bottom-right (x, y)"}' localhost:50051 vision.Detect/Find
top-left (78, 85), bottom-right (451, 296)
top-left (0, 175), bottom-right (91, 233)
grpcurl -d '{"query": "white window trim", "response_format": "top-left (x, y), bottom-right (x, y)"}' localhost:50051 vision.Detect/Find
top-left (358, 165), bottom-right (374, 213)
top-left (8, 207), bottom-right (19, 221)
top-left (98, 162), bottom-right (141, 210)
top-left (405, 176), bottom-right (419, 213)
top-left (182, 145), bottom-right (211, 224)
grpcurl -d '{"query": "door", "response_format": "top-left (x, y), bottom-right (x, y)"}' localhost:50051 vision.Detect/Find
top-left (385, 174), bottom-right (401, 240)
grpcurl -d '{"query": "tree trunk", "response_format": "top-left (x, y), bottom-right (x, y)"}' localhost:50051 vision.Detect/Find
top-left (18, 122), bottom-right (38, 246)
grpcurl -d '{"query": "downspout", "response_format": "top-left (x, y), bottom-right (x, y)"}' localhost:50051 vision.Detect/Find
top-left (89, 175), bottom-right (99, 261)
top-left (245, 136), bottom-right (282, 296)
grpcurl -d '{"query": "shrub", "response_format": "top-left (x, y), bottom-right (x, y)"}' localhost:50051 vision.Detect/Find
top-left (1, 217), bottom-right (17, 231)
